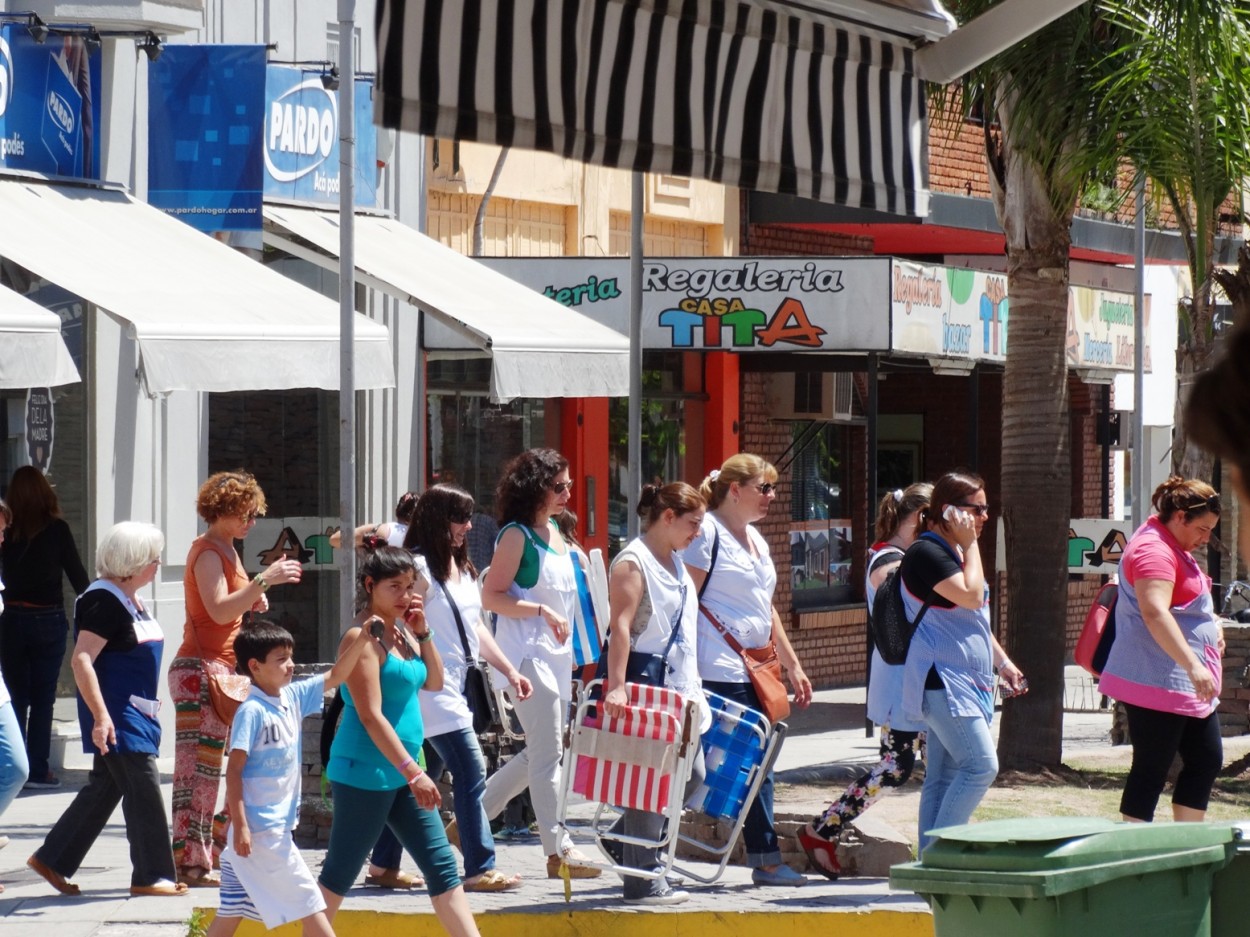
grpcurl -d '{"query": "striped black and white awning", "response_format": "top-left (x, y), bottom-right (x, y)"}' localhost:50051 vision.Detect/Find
top-left (376, 0), bottom-right (933, 216)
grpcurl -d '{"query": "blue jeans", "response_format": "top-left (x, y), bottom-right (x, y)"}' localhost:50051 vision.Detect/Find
top-left (426, 727), bottom-right (496, 878)
top-left (0, 605), bottom-right (69, 780)
top-left (919, 688), bottom-right (998, 853)
top-left (0, 700), bottom-right (30, 814)
top-left (703, 680), bottom-right (782, 867)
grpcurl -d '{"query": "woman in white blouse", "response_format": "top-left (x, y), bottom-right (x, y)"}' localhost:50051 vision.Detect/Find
top-left (685, 453), bottom-right (812, 888)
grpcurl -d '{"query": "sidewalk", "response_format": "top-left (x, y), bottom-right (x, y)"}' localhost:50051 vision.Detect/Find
top-left (0, 672), bottom-right (1136, 937)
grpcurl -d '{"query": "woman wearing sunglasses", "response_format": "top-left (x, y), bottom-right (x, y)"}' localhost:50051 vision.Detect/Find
top-left (685, 453), bottom-right (812, 887)
top-left (900, 471), bottom-right (1024, 853)
top-left (479, 448), bottom-right (601, 880)
top-left (1098, 477), bottom-right (1224, 823)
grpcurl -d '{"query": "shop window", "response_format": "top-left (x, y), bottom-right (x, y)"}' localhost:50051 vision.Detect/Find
top-left (789, 423), bottom-right (854, 608)
top-left (426, 357), bottom-right (547, 569)
top-left (209, 390), bottom-right (339, 662)
top-left (606, 352), bottom-right (697, 556)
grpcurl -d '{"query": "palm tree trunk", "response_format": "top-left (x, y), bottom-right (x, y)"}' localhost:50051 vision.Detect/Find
top-left (994, 147), bottom-right (1073, 772)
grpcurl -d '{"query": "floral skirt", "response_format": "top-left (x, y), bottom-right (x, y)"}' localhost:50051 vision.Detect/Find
top-left (168, 656), bottom-right (232, 872)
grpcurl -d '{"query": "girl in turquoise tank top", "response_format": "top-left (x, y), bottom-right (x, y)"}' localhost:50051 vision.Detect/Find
top-left (319, 544), bottom-right (485, 937)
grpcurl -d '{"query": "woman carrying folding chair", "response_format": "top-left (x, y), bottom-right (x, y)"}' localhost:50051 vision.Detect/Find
top-left (601, 482), bottom-right (710, 905)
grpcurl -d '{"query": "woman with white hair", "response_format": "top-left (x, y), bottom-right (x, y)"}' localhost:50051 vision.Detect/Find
top-left (27, 522), bottom-right (187, 897)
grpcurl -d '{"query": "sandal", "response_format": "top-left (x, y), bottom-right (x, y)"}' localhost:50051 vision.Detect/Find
top-left (27, 856), bottom-right (80, 896)
top-left (796, 825), bottom-right (841, 881)
top-left (176, 869), bottom-right (222, 888)
top-left (364, 870), bottom-right (424, 889)
top-left (463, 869), bottom-right (521, 892)
top-left (130, 880), bottom-right (190, 897)
top-left (546, 850), bottom-right (602, 879)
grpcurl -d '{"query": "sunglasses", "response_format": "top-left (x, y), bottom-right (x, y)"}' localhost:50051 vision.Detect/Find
top-left (752, 482), bottom-right (778, 495)
top-left (551, 480), bottom-right (574, 494)
top-left (1184, 494), bottom-right (1221, 514)
top-left (956, 503), bottom-right (991, 517)
top-left (450, 510), bottom-right (473, 524)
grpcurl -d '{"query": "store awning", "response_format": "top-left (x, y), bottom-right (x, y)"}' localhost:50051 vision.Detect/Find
top-left (262, 204), bottom-right (630, 403)
top-left (375, 0), bottom-right (941, 216)
top-left (0, 178), bottom-right (394, 396)
top-left (0, 286), bottom-right (80, 389)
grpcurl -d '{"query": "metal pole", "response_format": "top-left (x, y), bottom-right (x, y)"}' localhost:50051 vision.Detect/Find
top-left (1132, 175), bottom-right (1145, 531)
top-left (627, 173), bottom-right (643, 539)
top-left (865, 354), bottom-right (878, 738)
top-left (338, 1), bottom-right (357, 638)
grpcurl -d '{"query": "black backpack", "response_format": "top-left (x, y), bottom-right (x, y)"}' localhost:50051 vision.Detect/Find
top-left (870, 551), bottom-right (936, 665)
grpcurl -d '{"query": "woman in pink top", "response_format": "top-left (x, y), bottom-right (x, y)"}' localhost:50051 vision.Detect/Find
top-left (1098, 476), bottom-right (1223, 822)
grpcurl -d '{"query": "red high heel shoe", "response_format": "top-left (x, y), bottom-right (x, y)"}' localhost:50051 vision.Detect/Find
top-left (796, 825), bottom-right (842, 880)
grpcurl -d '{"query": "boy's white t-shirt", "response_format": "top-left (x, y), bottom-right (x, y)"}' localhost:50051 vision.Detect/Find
top-left (228, 674), bottom-right (326, 833)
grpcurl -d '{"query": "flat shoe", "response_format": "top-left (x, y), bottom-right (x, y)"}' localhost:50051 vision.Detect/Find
top-left (751, 864), bottom-right (807, 887)
top-left (176, 871), bottom-right (221, 888)
top-left (364, 870), bottom-right (424, 889)
top-left (463, 869), bottom-right (522, 892)
top-left (130, 881), bottom-right (189, 897)
top-left (546, 852), bottom-right (602, 879)
top-left (27, 856), bottom-right (80, 896)
top-left (796, 825), bottom-right (842, 881)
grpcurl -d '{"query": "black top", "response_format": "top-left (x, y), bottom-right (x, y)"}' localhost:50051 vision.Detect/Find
top-left (900, 537), bottom-right (962, 610)
top-left (0, 518), bottom-right (91, 606)
top-left (75, 589), bottom-right (139, 653)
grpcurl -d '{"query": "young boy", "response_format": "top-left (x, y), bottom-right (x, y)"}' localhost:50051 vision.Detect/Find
top-left (206, 620), bottom-right (376, 937)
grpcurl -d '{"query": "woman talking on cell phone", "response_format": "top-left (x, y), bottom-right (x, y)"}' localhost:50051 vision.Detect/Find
top-left (899, 471), bottom-right (1025, 853)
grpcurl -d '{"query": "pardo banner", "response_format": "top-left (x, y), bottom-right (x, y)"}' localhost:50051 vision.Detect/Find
top-left (0, 25), bottom-right (102, 178)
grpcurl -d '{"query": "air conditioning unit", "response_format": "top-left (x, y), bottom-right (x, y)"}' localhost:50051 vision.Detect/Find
top-left (764, 372), bottom-right (855, 421)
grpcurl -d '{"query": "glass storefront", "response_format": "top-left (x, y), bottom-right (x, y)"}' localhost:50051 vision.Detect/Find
top-left (789, 421), bottom-right (854, 608)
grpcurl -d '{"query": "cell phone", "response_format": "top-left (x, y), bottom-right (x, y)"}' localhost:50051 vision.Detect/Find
top-left (943, 504), bottom-right (960, 523)
top-left (1000, 678), bottom-right (1029, 699)
top-left (368, 619), bottom-right (385, 641)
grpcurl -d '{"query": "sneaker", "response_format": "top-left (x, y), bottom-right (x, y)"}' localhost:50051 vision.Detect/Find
top-left (751, 864), bottom-right (807, 887)
top-left (624, 882), bottom-right (689, 906)
top-left (23, 774), bottom-right (60, 790)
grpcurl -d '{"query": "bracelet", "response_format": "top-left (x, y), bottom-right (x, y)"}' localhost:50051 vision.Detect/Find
top-left (253, 573), bottom-right (270, 593)
top-left (536, 603), bottom-right (545, 619)
top-left (405, 765), bottom-right (424, 783)
top-left (399, 757), bottom-right (414, 771)
top-left (414, 629), bottom-right (434, 644)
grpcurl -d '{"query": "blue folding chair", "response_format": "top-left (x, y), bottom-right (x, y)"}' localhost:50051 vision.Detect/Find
top-left (675, 690), bottom-right (787, 884)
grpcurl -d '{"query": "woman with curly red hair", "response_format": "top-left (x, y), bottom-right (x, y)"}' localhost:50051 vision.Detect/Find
top-left (168, 471), bottom-right (302, 888)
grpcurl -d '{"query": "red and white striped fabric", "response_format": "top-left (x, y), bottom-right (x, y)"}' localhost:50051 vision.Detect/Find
top-left (571, 684), bottom-right (686, 813)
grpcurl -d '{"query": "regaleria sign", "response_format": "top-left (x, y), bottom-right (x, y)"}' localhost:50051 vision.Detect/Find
top-left (481, 257), bottom-right (891, 353)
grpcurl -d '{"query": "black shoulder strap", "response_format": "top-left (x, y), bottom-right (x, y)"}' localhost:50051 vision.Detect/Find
top-left (697, 526), bottom-right (720, 600)
top-left (439, 578), bottom-right (473, 661)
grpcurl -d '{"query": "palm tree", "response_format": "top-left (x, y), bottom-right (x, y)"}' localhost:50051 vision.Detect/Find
top-left (1098, 2), bottom-right (1250, 485)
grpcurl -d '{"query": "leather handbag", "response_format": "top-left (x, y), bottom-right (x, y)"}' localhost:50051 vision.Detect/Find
top-left (190, 620), bottom-right (250, 726)
top-left (206, 672), bottom-right (251, 725)
top-left (440, 578), bottom-right (498, 734)
top-left (700, 603), bottom-right (791, 724)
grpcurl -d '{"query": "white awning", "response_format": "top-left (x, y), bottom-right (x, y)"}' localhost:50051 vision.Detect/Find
top-left (0, 286), bottom-right (80, 389)
top-left (0, 179), bottom-right (395, 396)
top-left (262, 204), bottom-right (630, 402)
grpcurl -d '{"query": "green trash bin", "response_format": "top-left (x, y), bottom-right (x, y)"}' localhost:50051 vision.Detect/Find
top-left (1211, 822), bottom-right (1250, 937)
top-left (890, 817), bottom-right (1238, 937)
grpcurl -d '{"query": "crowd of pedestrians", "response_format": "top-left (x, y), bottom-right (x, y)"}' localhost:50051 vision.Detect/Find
top-left (0, 435), bottom-right (1239, 919)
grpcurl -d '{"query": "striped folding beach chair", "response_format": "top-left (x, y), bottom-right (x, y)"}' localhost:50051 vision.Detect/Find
top-left (675, 690), bottom-right (787, 884)
top-left (569, 547), bottom-right (608, 669)
top-left (556, 679), bottom-right (697, 880)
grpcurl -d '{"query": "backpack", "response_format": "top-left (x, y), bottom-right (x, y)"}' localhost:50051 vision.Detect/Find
top-left (1074, 581), bottom-right (1118, 677)
top-left (870, 559), bottom-right (936, 665)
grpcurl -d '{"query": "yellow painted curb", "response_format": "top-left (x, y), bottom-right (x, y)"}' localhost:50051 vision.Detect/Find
top-left (218, 908), bottom-right (933, 937)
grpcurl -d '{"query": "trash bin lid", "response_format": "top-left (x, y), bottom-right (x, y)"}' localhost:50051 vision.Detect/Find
top-left (890, 817), bottom-right (1238, 899)
top-left (920, 817), bottom-right (1237, 873)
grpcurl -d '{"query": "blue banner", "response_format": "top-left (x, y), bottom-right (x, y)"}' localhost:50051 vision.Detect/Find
top-left (148, 45), bottom-right (267, 241)
top-left (262, 65), bottom-right (376, 207)
top-left (0, 26), bottom-right (102, 178)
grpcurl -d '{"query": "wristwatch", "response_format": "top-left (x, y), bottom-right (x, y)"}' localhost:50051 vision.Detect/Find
top-left (253, 573), bottom-right (270, 592)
